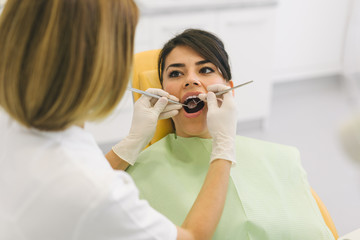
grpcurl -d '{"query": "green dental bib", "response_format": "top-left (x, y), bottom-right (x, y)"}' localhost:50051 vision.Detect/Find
top-left (127, 134), bottom-right (334, 240)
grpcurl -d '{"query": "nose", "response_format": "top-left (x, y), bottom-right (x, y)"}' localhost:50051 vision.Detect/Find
top-left (184, 75), bottom-right (201, 88)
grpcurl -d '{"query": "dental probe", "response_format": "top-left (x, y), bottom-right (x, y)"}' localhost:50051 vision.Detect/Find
top-left (128, 80), bottom-right (253, 106)
top-left (128, 87), bottom-right (187, 106)
top-left (215, 80), bottom-right (253, 96)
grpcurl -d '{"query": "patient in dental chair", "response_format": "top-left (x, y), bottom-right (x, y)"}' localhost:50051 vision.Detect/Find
top-left (126, 29), bottom-right (337, 240)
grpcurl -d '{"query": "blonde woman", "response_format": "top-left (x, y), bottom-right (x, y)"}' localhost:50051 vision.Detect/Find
top-left (0, 1), bottom-right (237, 240)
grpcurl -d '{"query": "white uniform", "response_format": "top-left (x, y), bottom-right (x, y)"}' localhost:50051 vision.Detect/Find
top-left (0, 111), bottom-right (177, 240)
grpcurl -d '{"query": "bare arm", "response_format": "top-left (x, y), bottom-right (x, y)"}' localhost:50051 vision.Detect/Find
top-left (176, 159), bottom-right (231, 240)
top-left (105, 150), bottom-right (130, 171)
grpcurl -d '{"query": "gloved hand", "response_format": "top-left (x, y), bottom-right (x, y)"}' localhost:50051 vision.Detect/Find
top-left (112, 88), bottom-right (182, 165)
top-left (203, 84), bottom-right (237, 164)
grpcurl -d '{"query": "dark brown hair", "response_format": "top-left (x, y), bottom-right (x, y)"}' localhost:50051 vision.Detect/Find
top-left (158, 29), bottom-right (232, 84)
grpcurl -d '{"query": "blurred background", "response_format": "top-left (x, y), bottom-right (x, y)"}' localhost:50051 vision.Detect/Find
top-left (1, 0), bottom-right (359, 236)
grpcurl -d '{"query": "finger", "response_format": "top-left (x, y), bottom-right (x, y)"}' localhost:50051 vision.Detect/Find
top-left (206, 92), bottom-right (218, 110)
top-left (152, 97), bottom-right (168, 115)
top-left (163, 103), bottom-right (182, 112)
top-left (198, 93), bottom-right (207, 101)
top-left (168, 94), bottom-right (180, 102)
top-left (136, 94), bottom-right (153, 108)
top-left (159, 110), bottom-right (180, 119)
top-left (157, 102), bottom-right (182, 119)
top-left (221, 91), bottom-right (234, 106)
top-left (146, 88), bottom-right (170, 98)
top-left (207, 84), bottom-right (230, 93)
top-left (149, 96), bottom-right (182, 108)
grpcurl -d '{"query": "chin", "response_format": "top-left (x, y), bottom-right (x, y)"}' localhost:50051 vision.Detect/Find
top-left (173, 113), bottom-right (211, 138)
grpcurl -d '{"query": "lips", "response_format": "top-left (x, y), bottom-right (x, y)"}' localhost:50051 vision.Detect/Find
top-left (181, 92), bottom-right (205, 117)
top-left (183, 97), bottom-right (205, 113)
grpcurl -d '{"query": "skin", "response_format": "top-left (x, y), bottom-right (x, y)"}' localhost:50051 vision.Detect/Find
top-left (162, 45), bottom-right (233, 138)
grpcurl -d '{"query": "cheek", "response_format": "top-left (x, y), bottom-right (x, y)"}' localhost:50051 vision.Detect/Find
top-left (163, 81), bottom-right (180, 96)
top-left (203, 77), bottom-right (228, 88)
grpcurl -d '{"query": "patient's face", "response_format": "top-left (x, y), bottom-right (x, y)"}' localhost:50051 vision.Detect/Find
top-left (162, 45), bottom-right (231, 138)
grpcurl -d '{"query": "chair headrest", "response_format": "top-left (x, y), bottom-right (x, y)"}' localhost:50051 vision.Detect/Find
top-left (132, 51), bottom-right (175, 147)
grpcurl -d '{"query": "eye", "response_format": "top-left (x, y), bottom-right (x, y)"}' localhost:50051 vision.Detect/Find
top-left (168, 70), bottom-right (183, 78)
top-left (200, 67), bottom-right (214, 74)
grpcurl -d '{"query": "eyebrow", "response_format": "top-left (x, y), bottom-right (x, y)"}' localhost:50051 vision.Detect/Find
top-left (165, 60), bottom-right (211, 71)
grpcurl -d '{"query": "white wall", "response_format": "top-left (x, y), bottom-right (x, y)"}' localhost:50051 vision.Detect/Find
top-left (343, 0), bottom-right (360, 106)
top-left (272, 0), bottom-right (351, 82)
top-left (88, 0), bottom-right (353, 143)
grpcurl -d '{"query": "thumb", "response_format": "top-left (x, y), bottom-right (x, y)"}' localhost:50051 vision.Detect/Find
top-left (152, 97), bottom-right (168, 115)
top-left (206, 92), bottom-right (218, 110)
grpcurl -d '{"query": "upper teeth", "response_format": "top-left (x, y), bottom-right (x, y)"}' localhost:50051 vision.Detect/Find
top-left (185, 95), bottom-right (198, 101)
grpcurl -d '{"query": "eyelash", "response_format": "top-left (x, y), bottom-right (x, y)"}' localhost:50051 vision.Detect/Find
top-left (168, 70), bottom-right (183, 78)
top-left (168, 67), bottom-right (215, 78)
top-left (200, 67), bottom-right (214, 74)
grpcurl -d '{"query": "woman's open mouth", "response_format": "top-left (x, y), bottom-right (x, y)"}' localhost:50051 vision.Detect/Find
top-left (183, 96), bottom-right (205, 113)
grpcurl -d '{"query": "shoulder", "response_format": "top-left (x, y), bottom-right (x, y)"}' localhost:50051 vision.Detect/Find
top-left (76, 170), bottom-right (177, 240)
top-left (31, 165), bottom-right (177, 239)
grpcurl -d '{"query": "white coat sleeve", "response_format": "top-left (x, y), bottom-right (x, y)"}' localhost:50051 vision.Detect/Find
top-left (75, 171), bottom-right (177, 240)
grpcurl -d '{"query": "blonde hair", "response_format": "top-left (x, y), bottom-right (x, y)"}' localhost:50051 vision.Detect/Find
top-left (0, 0), bottom-right (138, 131)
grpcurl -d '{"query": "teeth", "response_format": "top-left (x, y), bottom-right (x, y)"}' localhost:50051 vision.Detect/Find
top-left (185, 95), bottom-right (199, 101)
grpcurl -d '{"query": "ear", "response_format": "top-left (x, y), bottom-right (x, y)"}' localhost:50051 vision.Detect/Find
top-left (227, 80), bottom-right (234, 96)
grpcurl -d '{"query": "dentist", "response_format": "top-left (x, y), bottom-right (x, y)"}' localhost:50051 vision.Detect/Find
top-left (0, 1), bottom-right (237, 240)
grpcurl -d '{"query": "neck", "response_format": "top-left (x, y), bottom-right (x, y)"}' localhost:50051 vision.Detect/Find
top-left (175, 130), bottom-right (212, 139)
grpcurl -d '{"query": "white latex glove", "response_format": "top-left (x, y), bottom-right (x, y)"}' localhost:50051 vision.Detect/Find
top-left (203, 84), bottom-right (237, 164)
top-left (112, 88), bottom-right (182, 165)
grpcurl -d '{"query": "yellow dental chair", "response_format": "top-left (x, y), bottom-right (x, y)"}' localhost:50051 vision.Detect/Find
top-left (131, 49), bottom-right (339, 239)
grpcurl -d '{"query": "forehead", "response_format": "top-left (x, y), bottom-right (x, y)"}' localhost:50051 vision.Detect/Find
top-left (165, 46), bottom-right (205, 66)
